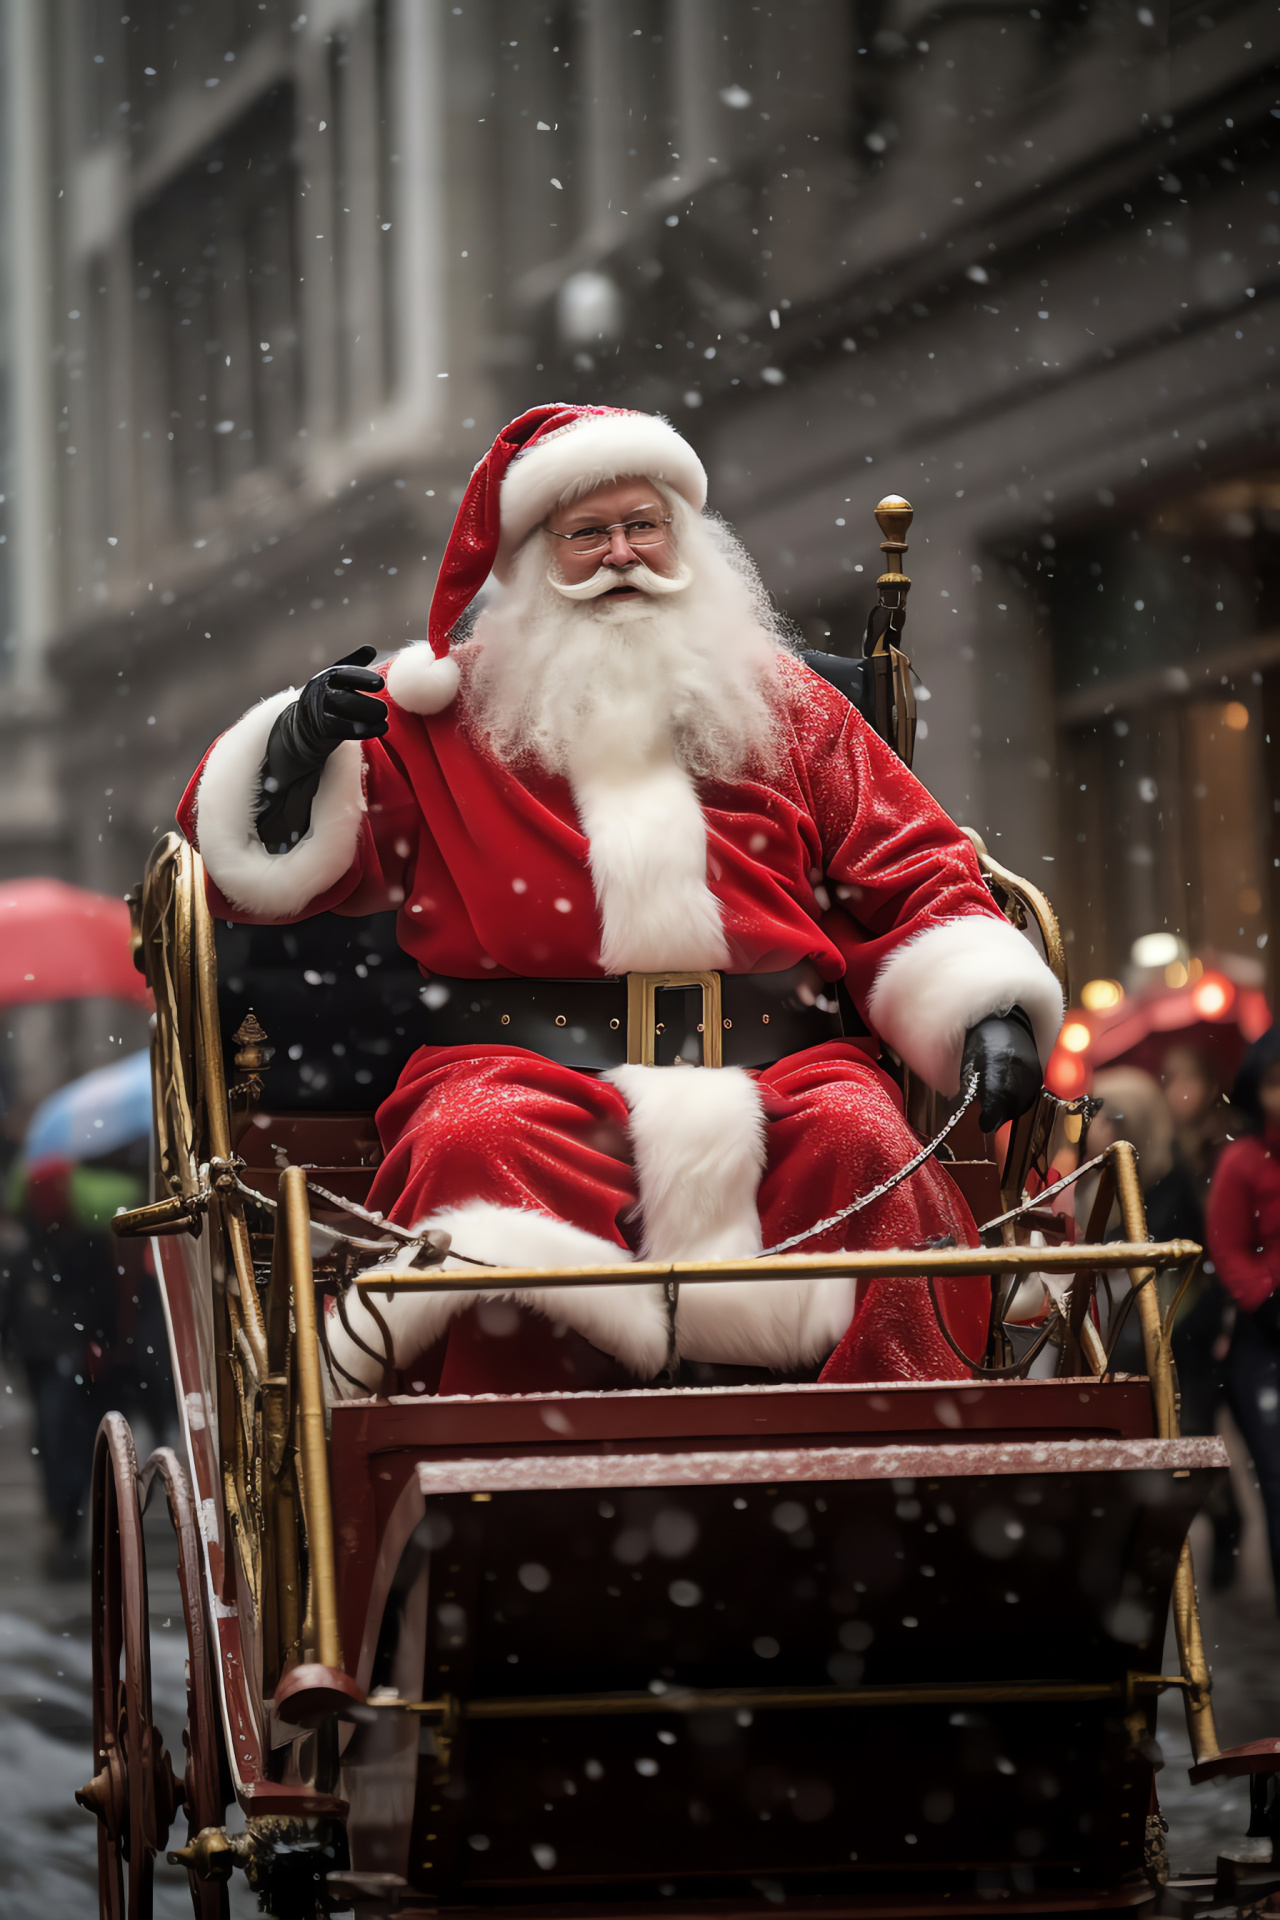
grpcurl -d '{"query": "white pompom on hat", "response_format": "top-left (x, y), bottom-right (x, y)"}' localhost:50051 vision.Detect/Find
top-left (383, 646), bottom-right (461, 715)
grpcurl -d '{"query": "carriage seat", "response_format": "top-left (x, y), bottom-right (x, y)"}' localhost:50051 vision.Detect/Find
top-left (215, 910), bottom-right (424, 1113)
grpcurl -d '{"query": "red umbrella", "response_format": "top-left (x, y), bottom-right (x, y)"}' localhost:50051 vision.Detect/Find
top-left (0, 877), bottom-right (151, 1007)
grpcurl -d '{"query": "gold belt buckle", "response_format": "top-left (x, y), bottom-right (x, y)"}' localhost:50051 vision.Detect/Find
top-left (626, 971), bottom-right (723, 1068)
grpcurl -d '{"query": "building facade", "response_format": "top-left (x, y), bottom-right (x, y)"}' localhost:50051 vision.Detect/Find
top-left (1, 0), bottom-right (1277, 1103)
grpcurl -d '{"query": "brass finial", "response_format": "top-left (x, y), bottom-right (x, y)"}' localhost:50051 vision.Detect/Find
top-left (874, 495), bottom-right (913, 595)
top-left (167, 1825), bottom-right (238, 1881)
top-left (863, 494), bottom-right (918, 769)
top-left (229, 1010), bottom-right (273, 1121)
top-left (232, 1011), bottom-right (274, 1074)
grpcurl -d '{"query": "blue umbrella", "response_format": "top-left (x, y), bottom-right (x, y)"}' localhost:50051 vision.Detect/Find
top-left (25, 1049), bottom-right (152, 1167)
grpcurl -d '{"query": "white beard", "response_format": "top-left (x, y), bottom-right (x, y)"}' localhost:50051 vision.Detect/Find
top-left (459, 505), bottom-right (786, 785)
top-left (456, 502), bottom-right (789, 974)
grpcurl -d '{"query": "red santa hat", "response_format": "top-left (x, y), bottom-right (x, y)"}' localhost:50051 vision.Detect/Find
top-left (384, 403), bottom-right (708, 715)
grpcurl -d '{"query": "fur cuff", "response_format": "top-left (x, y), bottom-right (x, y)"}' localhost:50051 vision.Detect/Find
top-left (866, 913), bottom-right (1065, 1096)
top-left (384, 644), bottom-right (461, 715)
top-left (325, 1201), bottom-right (669, 1396)
top-left (194, 689), bottom-right (365, 918)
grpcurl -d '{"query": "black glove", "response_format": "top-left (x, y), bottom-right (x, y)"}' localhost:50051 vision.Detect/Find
top-left (257, 647), bottom-right (387, 853)
top-left (961, 1005), bottom-right (1042, 1133)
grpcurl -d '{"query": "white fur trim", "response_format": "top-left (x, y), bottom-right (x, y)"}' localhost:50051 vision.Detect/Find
top-left (384, 643), bottom-right (461, 715)
top-left (326, 1201), bottom-right (669, 1396)
top-left (498, 413), bottom-right (707, 570)
top-left (609, 1063), bottom-right (855, 1371)
top-left (678, 1272), bottom-right (856, 1371)
top-left (193, 688), bottom-right (365, 918)
top-left (572, 755), bottom-right (728, 972)
top-left (609, 1064), bottom-right (767, 1262)
top-left (866, 913), bottom-right (1065, 1096)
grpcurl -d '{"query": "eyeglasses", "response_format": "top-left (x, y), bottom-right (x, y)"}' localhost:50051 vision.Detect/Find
top-left (543, 514), bottom-right (673, 556)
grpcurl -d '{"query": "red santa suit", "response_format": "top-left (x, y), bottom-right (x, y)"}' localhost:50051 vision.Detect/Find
top-left (178, 406), bottom-right (1064, 1394)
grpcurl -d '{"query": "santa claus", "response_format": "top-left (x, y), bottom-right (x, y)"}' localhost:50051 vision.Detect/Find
top-left (178, 404), bottom-right (1063, 1397)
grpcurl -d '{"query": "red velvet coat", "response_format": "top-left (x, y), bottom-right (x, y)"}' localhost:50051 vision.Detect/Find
top-left (179, 654), bottom-right (1063, 1389)
top-left (183, 659), bottom-right (1015, 1019)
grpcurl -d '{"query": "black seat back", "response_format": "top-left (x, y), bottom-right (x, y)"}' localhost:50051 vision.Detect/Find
top-left (798, 648), bottom-right (876, 727)
top-left (215, 912), bottom-right (425, 1110)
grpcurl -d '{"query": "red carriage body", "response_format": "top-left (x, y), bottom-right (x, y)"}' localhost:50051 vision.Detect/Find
top-left (78, 610), bottom-right (1262, 1917)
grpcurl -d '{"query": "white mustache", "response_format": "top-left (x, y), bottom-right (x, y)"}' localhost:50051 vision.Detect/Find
top-left (548, 559), bottom-right (693, 601)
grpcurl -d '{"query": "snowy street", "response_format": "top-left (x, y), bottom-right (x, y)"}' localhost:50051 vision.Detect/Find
top-left (0, 1360), bottom-right (254, 1919)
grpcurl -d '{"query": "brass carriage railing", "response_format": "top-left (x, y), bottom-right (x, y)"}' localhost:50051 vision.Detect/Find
top-left (115, 835), bottom-right (340, 1708)
top-left (352, 1216), bottom-right (1217, 1759)
top-left (112, 831), bottom-right (1221, 1770)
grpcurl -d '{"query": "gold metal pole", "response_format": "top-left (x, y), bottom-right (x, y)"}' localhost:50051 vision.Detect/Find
top-left (1079, 1316), bottom-right (1109, 1376)
top-left (1109, 1140), bottom-right (1218, 1762)
top-left (866, 495), bottom-right (917, 765)
top-left (262, 1206), bottom-right (302, 1692)
top-left (395, 1672), bottom-right (1189, 1722)
top-left (190, 850), bottom-right (268, 1375)
top-left (1110, 1143), bottom-right (1176, 1438)
top-left (281, 1166), bottom-right (343, 1673)
top-left (356, 1239), bottom-right (1201, 1294)
top-left (191, 852), bottom-right (233, 1171)
top-left (222, 1206), bottom-right (269, 1382)
top-left (1171, 1548), bottom-right (1218, 1762)
top-left (165, 846), bottom-right (200, 1203)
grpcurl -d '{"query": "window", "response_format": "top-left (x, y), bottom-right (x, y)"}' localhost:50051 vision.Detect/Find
top-left (125, 0), bottom-right (290, 158)
top-left (132, 85), bottom-right (299, 535)
top-left (1044, 488), bottom-right (1280, 981)
top-left (326, 0), bottom-right (397, 427)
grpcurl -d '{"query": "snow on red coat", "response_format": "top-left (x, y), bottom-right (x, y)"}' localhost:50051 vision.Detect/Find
top-left (179, 652), bottom-right (1064, 1388)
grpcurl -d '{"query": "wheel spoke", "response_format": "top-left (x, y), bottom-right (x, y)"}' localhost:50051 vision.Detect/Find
top-left (81, 1415), bottom-right (202, 1920)
top-left (141, 1445), bottom-right (231, 1920)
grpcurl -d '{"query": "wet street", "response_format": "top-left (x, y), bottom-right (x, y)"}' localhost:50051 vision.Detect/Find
top-left (0, 1365), bottom-right (1276, 1915)
top-left (1156, 1427), bottom-right (1280, 1872)
top-left (0, 1360), bottom-right (255, 1919)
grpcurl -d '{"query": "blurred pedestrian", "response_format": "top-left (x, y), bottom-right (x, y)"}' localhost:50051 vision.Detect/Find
top-left (1084, 1066), bottom-right (1241, 1582)
top-left (1158, 1042), bottom-right (1242, 1585)
top-left (0, 1141), bottom-right (172, 1578)
top-left (1207, 1024), bottom-right (1280, 1611)
top-left (1162, 1041), bottom-right (1235, 1203)
top-left (1081, 1066), bottom-right (1200, 1247)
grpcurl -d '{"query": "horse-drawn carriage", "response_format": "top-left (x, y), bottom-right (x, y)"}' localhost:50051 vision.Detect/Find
top-left (78, 496), bottom-right (1268, 1920)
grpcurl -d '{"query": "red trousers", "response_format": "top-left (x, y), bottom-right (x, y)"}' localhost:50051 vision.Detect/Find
top-left (361, 1041), bottom-right (987, 1394)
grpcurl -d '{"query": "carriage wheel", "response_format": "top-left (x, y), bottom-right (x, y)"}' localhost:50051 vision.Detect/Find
top-left (77, 1414), bottom-right (184, 1920)
top-left (140, 1446), bottom-right (231, 1920)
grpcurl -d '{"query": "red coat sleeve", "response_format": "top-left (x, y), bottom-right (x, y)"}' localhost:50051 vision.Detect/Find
top-left (175, 691), bottom-right (422, 925)
top-left (800, 689), bottom-right (1006, 987)
top-left (780, 666), bottom-right (1064, 1090)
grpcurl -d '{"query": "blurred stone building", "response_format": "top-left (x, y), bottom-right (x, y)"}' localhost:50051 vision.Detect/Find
top-left (0, 0), bottom-right (1277, 1096)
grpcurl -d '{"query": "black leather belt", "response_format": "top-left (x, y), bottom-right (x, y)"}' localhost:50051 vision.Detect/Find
top-left (418, 964), bottom-right (847, 1070)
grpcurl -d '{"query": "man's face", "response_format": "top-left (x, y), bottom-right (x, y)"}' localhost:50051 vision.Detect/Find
top-left (543, 476), bottom-right (674, 601)
top-left (1161, 1046), bottom-right (1217, 1125)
